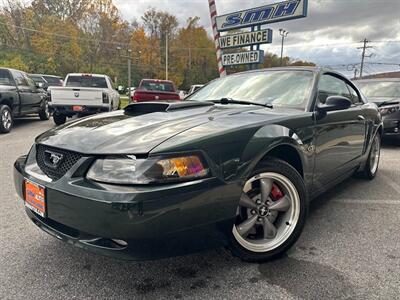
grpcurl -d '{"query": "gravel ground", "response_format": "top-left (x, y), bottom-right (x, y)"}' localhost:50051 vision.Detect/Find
top-left (0, 117), bottom-right (399, 299)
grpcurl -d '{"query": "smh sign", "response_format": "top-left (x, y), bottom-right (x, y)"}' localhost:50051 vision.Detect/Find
top-left (216, 0), bottom-right (308, 32)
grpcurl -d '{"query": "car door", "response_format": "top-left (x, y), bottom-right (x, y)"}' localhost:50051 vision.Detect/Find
top-left (313, 73), bottom-right (367, 188)
top-left (346, 81), bottom-right (373, 154)
top-left (24, 74), bottom-right (44, 111)
top-left (11, 71), bottom-right (34, 114)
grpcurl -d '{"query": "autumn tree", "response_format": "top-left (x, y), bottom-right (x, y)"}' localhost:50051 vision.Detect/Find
top-left (31, 0), bottom-right (90, 22)
top-left (0, 1), bottom-right (315, 89)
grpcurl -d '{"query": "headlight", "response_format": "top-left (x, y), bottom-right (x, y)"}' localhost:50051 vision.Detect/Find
top-left (379, 104), bottom-right (400, 116)
top-left (86, 154), bottom-right (209, 184)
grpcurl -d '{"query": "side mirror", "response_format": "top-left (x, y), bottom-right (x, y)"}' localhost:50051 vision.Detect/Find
top-left (318, 96), bottom-right (352, 113)
top-left (36, 82), bottom-right (44, 88)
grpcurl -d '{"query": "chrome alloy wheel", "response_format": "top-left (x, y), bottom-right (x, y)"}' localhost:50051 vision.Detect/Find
top-left (232, 172), bottom-right (301, 253)
top-left (1, 108), bottom-right (12, 131)
top-left (44, 101), bottom-right (50, 118)
top-left (370, 135), bottom-right (380, 175)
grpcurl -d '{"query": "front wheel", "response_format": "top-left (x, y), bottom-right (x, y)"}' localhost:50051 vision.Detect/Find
top-left (38, 100), bottom-right (50, 120)
top-left (53, 113), bottom-right (66, 126)
top-left (0, 105), bottom-right (13, 133)
top-left (228, 158), bottom-right (308, 262)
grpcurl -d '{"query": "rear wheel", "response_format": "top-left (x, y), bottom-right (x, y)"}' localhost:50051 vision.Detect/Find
top-left (228, 158), bottom-right (308, 262)
top-left (53, 113), bottom-right (66, 126)
top-left (359, 133), bottom-right (381, 180)
top-left (38, 100), bottom-right (50, 120)
top-left (0, 105), bottom-right (13, 133)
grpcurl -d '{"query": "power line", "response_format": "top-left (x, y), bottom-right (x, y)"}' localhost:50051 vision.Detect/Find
top-left (0, 21), bottom-right (128, 46)
top-left (367, 61), bottom-right (400, 66)
top-left (2, 20), bottom-right (400, 50)
top-left (269, 40), bottom-right (400, 49)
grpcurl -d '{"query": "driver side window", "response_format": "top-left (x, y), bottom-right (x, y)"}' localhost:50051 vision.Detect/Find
top-left (12, 71), bottom-right (28, 87)
top-left (318, 74), bottom-right (351, 104)
top-left (24, 74), bottom-right (37, 90)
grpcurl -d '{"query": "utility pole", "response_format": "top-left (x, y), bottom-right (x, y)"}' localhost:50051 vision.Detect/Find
top-left (117, 47), bottom-right (133, 101)
top-left (127, 49), bottom-right (132, 101)
top-left (279, 29), bottom-right (289, 66)
top-left (165, 33), bottom-right (168, 80)
top-left (357, 38), bottom-right (373, 78)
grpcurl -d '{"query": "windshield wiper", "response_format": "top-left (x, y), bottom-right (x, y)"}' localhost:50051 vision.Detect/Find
top-left (209, 98), bottom-right (273, 109)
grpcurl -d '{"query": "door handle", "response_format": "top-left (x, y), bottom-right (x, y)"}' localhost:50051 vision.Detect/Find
top-left (357, 115), bottom-right (365, 121)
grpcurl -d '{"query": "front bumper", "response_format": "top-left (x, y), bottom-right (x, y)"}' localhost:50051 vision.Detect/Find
top-left (382, 116), bottom-right (400, 139)
top-left (14, 155), bottom-right (241, 260)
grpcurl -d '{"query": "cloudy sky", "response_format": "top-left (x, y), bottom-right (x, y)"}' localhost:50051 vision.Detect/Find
top-left (114, 0), bottom-right (400, 77)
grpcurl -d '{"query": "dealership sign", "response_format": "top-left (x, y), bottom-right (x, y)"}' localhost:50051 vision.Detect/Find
top-left (219, 29), bottom-right (272, 49)
top-left (216, 0), bottom-right (308, 32)
top-left (222, 50), bottom-right (264, 66)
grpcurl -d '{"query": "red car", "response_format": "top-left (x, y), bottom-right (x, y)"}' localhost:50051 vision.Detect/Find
top-left (132, 79), bottom-right (180, 102)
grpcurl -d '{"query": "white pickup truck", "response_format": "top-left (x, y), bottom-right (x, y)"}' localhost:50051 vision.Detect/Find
top-left (49, 73), bottom-right (120, 125)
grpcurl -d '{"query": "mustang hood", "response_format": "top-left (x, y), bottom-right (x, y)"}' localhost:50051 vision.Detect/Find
top-left (36, 101), bottom-right (297, 154)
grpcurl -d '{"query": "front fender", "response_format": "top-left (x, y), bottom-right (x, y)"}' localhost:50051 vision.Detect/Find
top-left (236, 124), bottom-right (314, 189)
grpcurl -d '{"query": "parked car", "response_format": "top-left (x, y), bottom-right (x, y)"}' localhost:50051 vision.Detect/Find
top-left (29, 74), bottom-right (63, 90)
top-left (0, 68), bottom-right (49, 133)
top-left (355, 78), bottom-right (400, 140)
top-left (132, 79), bottom-right (180, 102)
top-left (188, 84), bottom-right (204, 95)
top-left (13, 67), bottom-right (382, 262)
top-left (48, 73), bottom-right (120, 125)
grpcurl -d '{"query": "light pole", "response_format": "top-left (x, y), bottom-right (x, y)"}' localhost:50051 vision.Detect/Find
top-left (117, 47), bottom-right (132, 101)
top-left (279, 29), bottom-right (289, 66)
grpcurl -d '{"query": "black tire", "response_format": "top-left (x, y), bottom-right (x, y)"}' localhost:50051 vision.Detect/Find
top-left (38, 100), bottom-right (50, 120)
top-left (0, 104), bottom-right (13, 133)
top-left (228, 158), bottom-right (308, 262)
top-left (53, 113), bottom-right (66, 126)
top-left (358, 132), bottom-right (381, 180)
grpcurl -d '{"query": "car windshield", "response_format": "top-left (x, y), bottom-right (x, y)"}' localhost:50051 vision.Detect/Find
top-left (186, 70), bottom-right (314, 110)
top-left (357, 81), bottom-right (400, 99)
top-left (140, 81), bottom-right (175, 92)
top-left (0, 69), bottom-right (14, 86)
top-left (66, 76), bottom-right (107, 88)
top-left (43, 76), bottom-right (62, 85)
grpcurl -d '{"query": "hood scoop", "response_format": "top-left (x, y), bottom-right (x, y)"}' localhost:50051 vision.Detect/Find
top-left (124, 101), bottom-right (214, 114)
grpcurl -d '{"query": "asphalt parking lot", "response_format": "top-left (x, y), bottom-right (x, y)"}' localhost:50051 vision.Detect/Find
top-left (1, 117), bottom-right (399, 300)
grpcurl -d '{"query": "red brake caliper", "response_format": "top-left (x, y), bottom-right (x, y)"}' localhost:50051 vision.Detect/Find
top-left (270, 184), bottom-right (284, 201)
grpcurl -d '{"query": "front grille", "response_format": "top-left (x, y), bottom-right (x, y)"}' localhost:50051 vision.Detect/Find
top-left (36, 144), bottom-right (83, 180)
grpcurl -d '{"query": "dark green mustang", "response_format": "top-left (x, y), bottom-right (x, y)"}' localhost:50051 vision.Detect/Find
top-left (14, 67), bottom-right (382, 262)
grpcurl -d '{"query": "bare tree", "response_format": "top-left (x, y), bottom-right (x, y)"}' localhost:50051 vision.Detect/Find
top-left (1, 0), bottom-right (31, 49)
